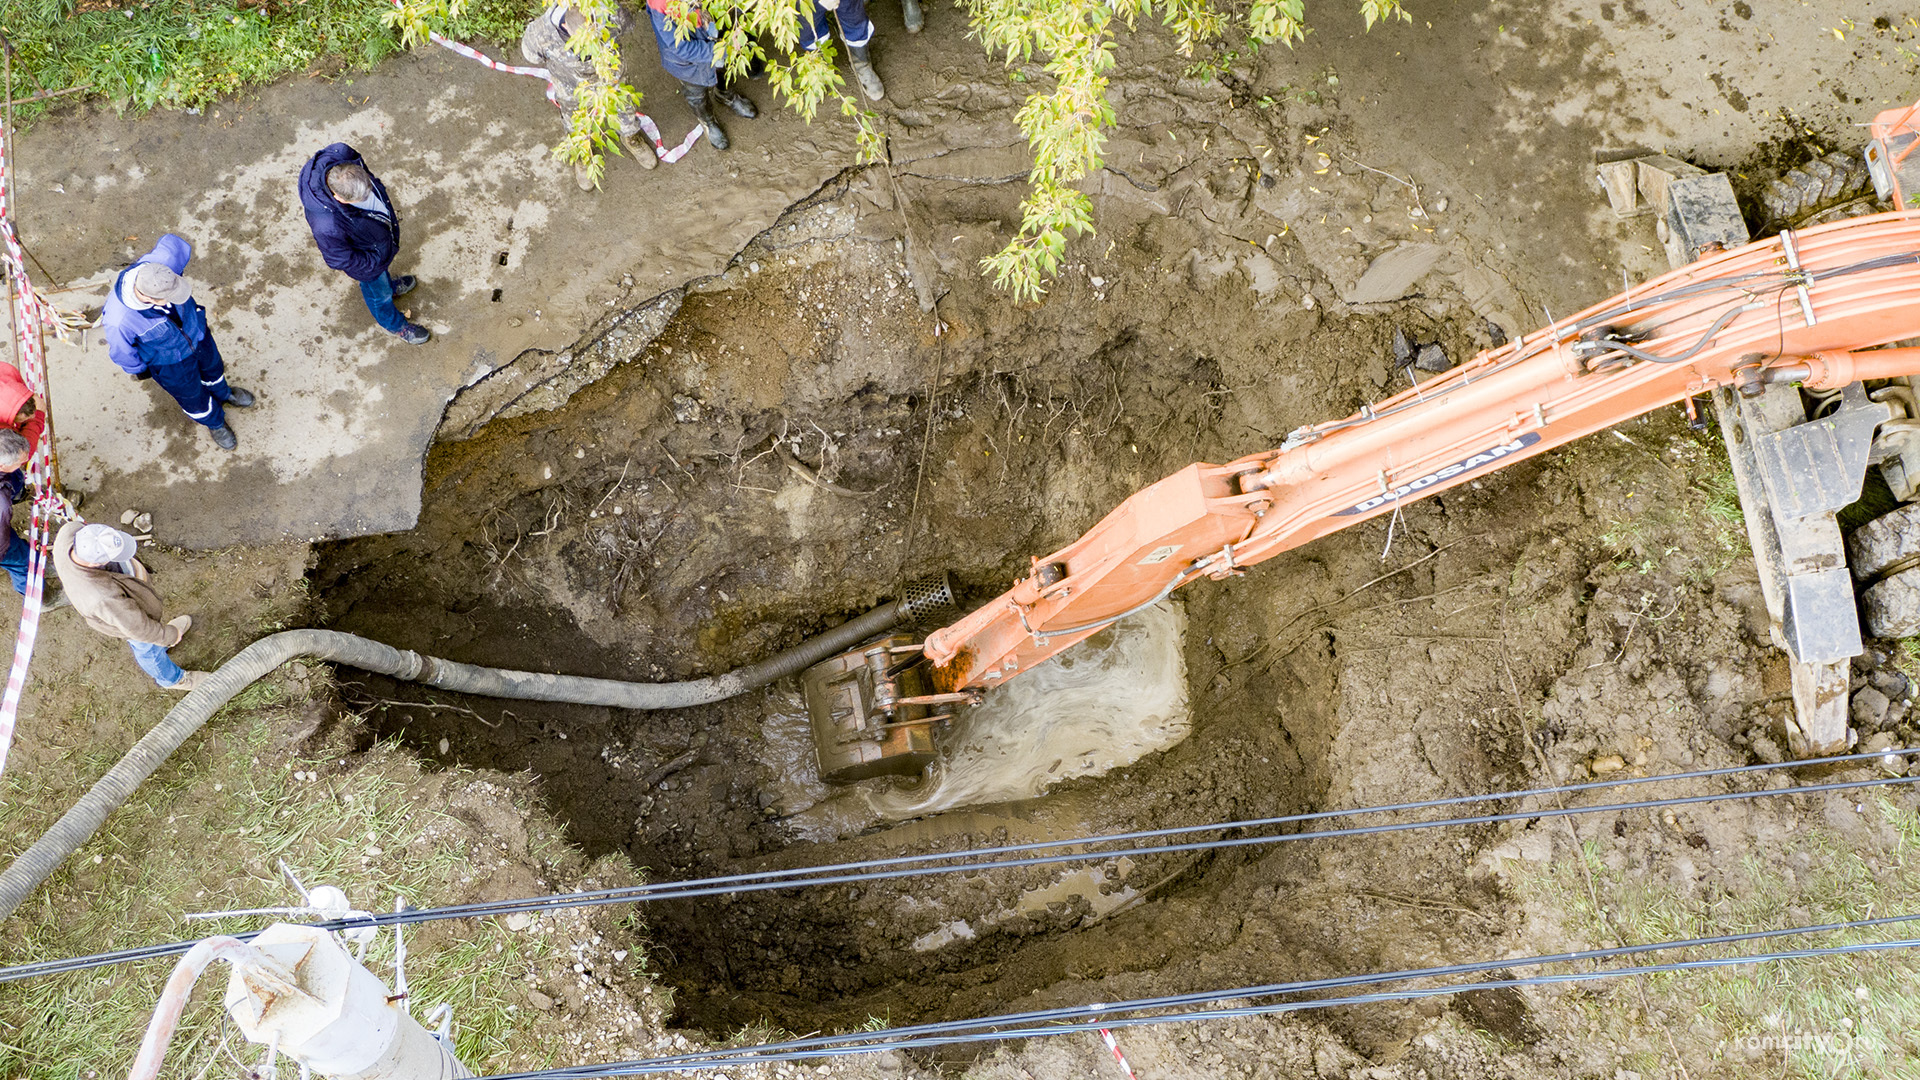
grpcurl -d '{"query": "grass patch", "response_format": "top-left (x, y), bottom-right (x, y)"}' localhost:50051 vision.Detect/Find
top-left (0, 688), bottom-right (582, 1078)
top-left (1597, 424), bottom-right (1749, 579)
top-left (0, 0), bottom-right (540, 122)
top-left (1512, 796), bottom-right (1920, 1078)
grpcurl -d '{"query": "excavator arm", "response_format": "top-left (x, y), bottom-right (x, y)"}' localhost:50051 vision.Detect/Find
top-left (923, 213), bottom-right (1920, 690)
top-left (805, 211), bottom-right (1920, 783)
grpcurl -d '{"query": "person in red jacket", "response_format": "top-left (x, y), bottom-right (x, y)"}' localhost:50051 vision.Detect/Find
top-left (0, 362), bottom-right (46, 456)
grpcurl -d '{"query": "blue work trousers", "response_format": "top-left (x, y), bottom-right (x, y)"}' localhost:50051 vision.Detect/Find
top-left (0, 527), bottom-right (25, 595)
top-left (359, 270), bottom-right (408, 334)
top-left (649, 7), bottom-right (722, 87)
top-left (128, 639), bottom-right (187, 688)
top-left (148, 334), bottom-right (230, 429)
top-left (802, 0), bottom-right (873, 49)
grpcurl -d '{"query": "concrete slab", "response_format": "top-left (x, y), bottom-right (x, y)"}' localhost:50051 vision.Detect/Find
top-left (5, 45), bottom-right (859, 548)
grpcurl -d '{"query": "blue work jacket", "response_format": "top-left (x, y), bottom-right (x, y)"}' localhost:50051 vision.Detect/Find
top-left (101, 234), bottom-right (210, 376)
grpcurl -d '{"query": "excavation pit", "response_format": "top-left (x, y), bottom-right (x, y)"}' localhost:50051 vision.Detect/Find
top-left (314, 176), bottom-right (1725, 1042)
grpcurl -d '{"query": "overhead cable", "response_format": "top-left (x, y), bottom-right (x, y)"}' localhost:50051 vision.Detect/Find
top-left (478, 929), bottom-right (1920, 1077)
top-left (5, 749), bottom-right (1916, 983)
top-left (468, 910), bottom-right (1920, 1074)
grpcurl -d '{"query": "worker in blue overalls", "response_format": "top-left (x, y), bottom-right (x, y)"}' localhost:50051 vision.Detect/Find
top-left (100, 234), bottom-right (255, 452)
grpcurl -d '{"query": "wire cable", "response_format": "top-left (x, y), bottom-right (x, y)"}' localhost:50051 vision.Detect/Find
top-left (290, 770), bottom-right (1920, 918)
top-left (1573, 301), bottom-right (1759, 366)
top-left (477, 928), bottom-right (1920, 1077)
top-left (463, 910), bottom-right (1920, 1073)
top-left (6, 749), bottom-right (1917, 982)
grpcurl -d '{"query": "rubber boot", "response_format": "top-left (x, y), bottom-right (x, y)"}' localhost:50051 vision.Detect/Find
top-left (848, 44), bottom-right (886, 100)
top-left (681, 80), bottom-right (729, 150)
top-left (714, 85), bottom-right (758, 119)
top-left (902, 0), bottom-right (923, 33)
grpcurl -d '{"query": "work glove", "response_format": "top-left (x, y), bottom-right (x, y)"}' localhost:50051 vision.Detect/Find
top-left (819, 0), bottom-right (840, 9)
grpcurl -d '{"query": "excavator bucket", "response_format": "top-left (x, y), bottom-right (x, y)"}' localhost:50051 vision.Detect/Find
top-left (802, 634), bottom-right (943, 784)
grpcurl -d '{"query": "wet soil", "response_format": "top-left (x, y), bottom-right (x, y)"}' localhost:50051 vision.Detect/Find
top-left (13, 3), bottom-right (1920, 1077)
top-left (289, 2), bottom-right (1920, 1072)
top-left (314, 136), bottom-right (1759, 1048)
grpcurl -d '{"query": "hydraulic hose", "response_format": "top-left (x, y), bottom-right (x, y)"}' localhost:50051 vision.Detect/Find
top-left (0, 577), bottom-right (956, 922)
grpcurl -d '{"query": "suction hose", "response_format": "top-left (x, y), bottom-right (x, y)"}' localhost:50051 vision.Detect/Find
top-left (0, 576), bottom-right (956, 922)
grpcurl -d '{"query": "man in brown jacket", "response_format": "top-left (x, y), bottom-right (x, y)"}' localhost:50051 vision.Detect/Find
top-left (52, 521), bottom-right (206, 691)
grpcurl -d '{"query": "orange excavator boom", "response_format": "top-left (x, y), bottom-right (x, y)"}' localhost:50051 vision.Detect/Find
top-left (922, 212), bottom-right (1920, 693)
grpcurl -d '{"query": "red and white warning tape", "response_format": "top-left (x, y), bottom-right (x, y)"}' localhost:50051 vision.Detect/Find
top-left (1100, 1028), bottom-right (1140, 1080)
top-left (395, 3), bottom-right (704, 164)
top-left (0, 119), bottom-right (75, 776)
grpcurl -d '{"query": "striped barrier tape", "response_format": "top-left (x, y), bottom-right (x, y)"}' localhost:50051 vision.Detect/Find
top-left (0, 120), bottom-right (76, 776)
top-left (395, 3), bottom-right (705, 164)
top-left (1099, 1028), bottom-right (1140, 1080)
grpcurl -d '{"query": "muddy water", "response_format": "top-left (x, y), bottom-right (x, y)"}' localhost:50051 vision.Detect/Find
top-left (872, 602), bottom-right (1191, 819)
top-left (758, 688), bottom-right (885, 842)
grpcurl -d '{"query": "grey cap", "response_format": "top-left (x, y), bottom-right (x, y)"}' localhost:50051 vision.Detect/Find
top-left (131, 262), bottom-right (193, 306)
top-left (72, 524), bottom-right (137, 567)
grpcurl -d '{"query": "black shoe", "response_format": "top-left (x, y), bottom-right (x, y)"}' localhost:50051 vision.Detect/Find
top-left (226, 387), bottom-right (255, 408)
top-left (715, 87), bottom-right (757, 119)
top-left (396, 323), bottom-right (432, 345)
top-left (392, 274), bottom-right (417, 297)
top-left (209, 425), bottom-right (237, 451)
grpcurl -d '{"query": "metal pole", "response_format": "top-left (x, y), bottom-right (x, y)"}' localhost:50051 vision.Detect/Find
top-left (128, 937), bottom-right (274, 1080)
top-left (226, 924), bottom-right (475, 1080)
top-left (0, 35), bottom-right (60, 494)
top-left (2, 36), bottom-right (19, 369)
top-left (1, 85), bottom-right (89, 110)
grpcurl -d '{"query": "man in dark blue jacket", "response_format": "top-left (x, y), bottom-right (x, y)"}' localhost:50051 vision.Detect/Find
top-left (298, 143), bottom-right (431, 345)
top-left (100, 234), bottom-right (255, 451)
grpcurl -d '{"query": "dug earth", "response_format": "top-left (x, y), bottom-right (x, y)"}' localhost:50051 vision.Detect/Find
top-left (7, 2), bottom-right (1920, 1079)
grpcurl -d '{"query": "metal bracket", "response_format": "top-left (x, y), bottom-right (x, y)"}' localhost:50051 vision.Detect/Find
top-left (1714, 382), bottom-right (1882, 756)
top-left (1779, 230), bottom-right (1817, 327)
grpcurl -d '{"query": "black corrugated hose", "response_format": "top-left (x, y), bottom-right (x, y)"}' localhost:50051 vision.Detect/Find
top-left (0, 576), bottom-right (956, 922)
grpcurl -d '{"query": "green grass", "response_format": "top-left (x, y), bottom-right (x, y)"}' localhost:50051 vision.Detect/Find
top-left (0, 0), bottom-right (539, 121)
top-left (1513, 796), bottom-right (1920, 1078)
top-left (0, 689), bottom-right (583, 1078)
top-left (1597, 426), bottom-right (1749, 579)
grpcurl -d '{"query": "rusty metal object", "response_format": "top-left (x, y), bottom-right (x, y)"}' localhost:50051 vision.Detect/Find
top-left (804, 634), bottom-right (975, 783)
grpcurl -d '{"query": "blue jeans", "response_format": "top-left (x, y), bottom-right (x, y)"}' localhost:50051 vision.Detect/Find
top-left (129, 640), bottom-right (186, 688)
top-left (359, 271), bottom-right (407, 334)
top-left (0, 527), bottom-right (25, 596)
top-left (802, 0), bottom-right (873, 48)
top-left (148, 335), bottom-right (230, 429)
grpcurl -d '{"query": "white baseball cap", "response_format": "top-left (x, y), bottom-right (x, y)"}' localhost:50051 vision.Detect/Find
top-left (72, 524), bottom-right (137, 566)
top-left (131, 262), bottom-right (194, 306)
